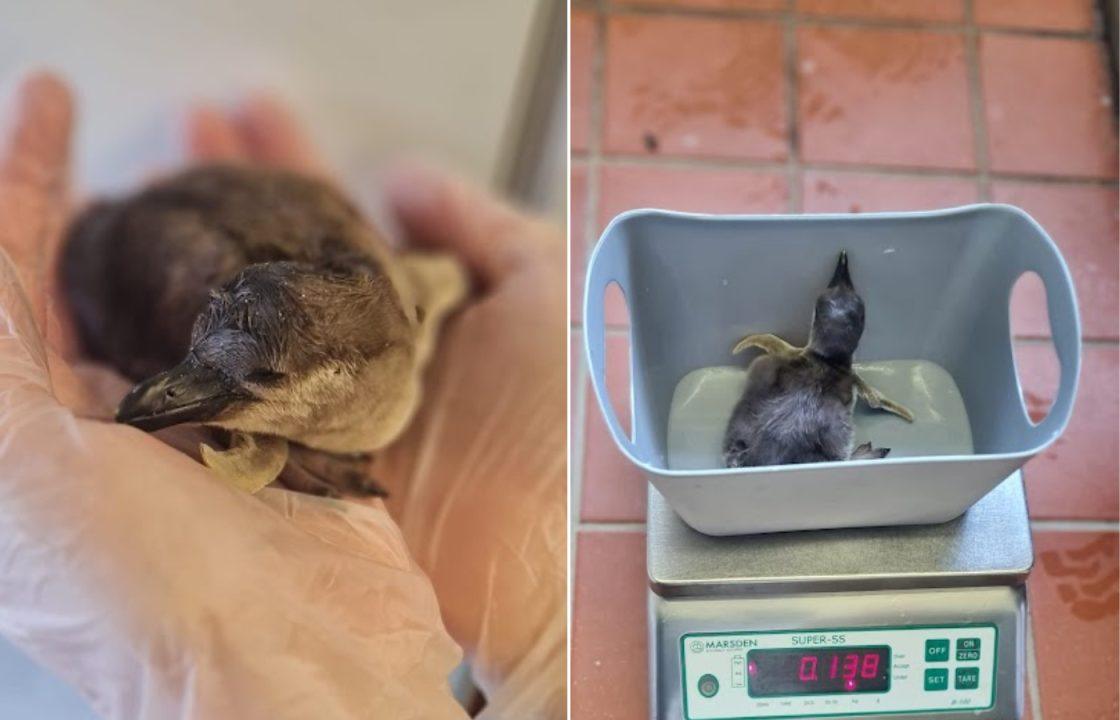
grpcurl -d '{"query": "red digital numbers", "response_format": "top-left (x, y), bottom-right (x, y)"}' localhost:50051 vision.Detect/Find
top-left (798, 656), bottom-right (818, 681)
top-left (798, 652), bottom-right (881, 685)
top-left (749, 646), bottom-right (890, 697)
top-left (861, 653), bottom-right (880, 679)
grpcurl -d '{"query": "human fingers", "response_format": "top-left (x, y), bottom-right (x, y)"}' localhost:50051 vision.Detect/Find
top-left (0, 70), bottom-right (73, 334)
top-left (235, 94), bottom-right (326, 175)
top-left (383, 161), bottom-right (547, 289)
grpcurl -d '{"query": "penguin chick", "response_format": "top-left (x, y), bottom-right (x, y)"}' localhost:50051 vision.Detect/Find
top-left (722, 251), bottom-right (913, 469)
top-left (63, 164), bottom-right (466, 494)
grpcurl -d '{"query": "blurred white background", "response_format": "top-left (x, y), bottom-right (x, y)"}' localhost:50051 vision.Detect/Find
top-left (0, 1), bottom-right (565, 717)
top-left (0, 0), bottom-right (565, 218)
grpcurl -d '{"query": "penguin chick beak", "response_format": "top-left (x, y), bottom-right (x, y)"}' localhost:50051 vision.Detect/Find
top-left (828, 251), bottom-right (853, 290)
top-left (116, 361), bottom-right (243, 432)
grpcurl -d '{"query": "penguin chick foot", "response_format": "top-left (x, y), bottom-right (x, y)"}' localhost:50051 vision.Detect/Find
top-left (200, 432), bottom-right (290, 494)
top-left (850, 441), bottom-right (890, 460)
top-left (285, 446), bottom-right (388, 498)
top-left (723, 439), bottom-right (753, 469)
top-left (731, 333), bottom-right (800, 358)
top-left (855, 376), bottom-right (916, 423)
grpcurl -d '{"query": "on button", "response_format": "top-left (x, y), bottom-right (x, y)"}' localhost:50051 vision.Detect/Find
top-left (957, 637), bottom-right (982, 662)
top-left (698, 674), bottom-right (719, 698)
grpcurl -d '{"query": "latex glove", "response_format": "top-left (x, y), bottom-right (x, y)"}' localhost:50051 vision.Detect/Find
top-left (378, 165), bottom-right (567, 720)
top-left (189, 99), bottom-right (567, 717)
top-left (0, 72), bottom-right (467, 720)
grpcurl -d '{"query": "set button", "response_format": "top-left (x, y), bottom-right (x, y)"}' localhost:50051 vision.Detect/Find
top-left (924, 668), bottom-right (949, 691)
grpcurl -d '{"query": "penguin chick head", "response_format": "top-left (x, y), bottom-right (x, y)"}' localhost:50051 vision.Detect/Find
top-left (116, 261), bottom-right (410, 435)
top-left (807, 251), bottom-right (865, 366)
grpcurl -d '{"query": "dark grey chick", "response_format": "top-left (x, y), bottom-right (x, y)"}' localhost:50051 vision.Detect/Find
top-left (722, 252), bottom-right (913, 468)
top-left (63, 164), bottom-right (465, 494)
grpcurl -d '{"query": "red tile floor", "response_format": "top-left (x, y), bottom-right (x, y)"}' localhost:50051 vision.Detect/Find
top-left (570, 1), bottom-right (1119, 718)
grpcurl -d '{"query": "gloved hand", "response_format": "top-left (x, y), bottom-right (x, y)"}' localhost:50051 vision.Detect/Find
top-left (0, 72), bottom-right (468, 720)
top-left (190, 94), bottom-right (568, 719)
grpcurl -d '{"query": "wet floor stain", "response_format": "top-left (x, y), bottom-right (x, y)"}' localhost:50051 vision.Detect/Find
top-left (608, 15), bottom-right (787, 158)
top-left (1039, 535), bottom-right (1120, 621)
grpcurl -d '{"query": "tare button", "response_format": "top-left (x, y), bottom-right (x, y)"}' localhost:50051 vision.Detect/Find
top-left (925, 639), bottom-right (950, 662)
top-left (955, 667), bottom-right (981, 690)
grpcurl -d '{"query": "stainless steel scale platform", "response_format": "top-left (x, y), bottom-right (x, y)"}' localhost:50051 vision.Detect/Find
top-left (648, 472), bottom-right (1032, 720)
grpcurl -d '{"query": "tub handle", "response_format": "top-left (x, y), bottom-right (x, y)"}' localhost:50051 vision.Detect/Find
top-left (1015, 224), bottom-right (1082, 444)
top-left (583, 228), bottom-right (642, 462)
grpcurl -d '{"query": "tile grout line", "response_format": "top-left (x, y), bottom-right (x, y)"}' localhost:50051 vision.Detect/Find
top-left (1025, 608), bottom-right (1044, 719)
top-left (578, 521), bottom-right (648, 532)
top-left (571, 0), bottom-right (610, 574)
top-left (570, 150), bottom-right (1120, 187)
top-left (963, 0), bottom-right (992, 201)
top-left (784, 0), bottom-right (802, 212)
top-left (583, 3), bottom-right (607, 276)
top-left (571, 331), bottom-right (589, 560)
top-left (1017, 336), bottom-right (1120, 347)
top-left (1030, 519), bottom-right (1120, 531)
top-left (601, 2), bottom-right (1104, 41)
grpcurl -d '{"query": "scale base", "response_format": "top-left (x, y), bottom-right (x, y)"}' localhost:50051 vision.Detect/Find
top-left (646, 474), bottom-right (1032, 720)
top-left (649, 585), bottom-right (1026, 720)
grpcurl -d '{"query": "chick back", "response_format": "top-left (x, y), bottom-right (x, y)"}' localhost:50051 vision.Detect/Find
top-left (722, 354), bottom-right (856, 467)
top-left (62, 165), bottom-right (388, 381)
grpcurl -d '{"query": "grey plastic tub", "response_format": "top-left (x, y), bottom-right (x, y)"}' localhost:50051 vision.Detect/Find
top-left (584, 205), bottom-right (1080, 536)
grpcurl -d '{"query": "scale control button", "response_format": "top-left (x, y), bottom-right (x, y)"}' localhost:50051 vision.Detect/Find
top-left (925, 639), bottom-right (950, 662)
top-left (955, 667), bottom-right (980, 690)
top-left (956, 638), bottom-right (982, 662)
top-left (924, 668), bottom-right (949, 692)
top-left (698, 674), bottom-right (719, 698)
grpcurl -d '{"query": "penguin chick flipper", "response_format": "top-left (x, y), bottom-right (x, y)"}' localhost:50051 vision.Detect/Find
top-left (398, 252), bottom-right (469, 368)
top-left (731, 333), bottom-right (800, 358)
top-left (855, 376), bottom-right (915, 423)
top-left (200, 433), bottom-right (289, 494)
top-left (850, 441), bottom-right (891, 460)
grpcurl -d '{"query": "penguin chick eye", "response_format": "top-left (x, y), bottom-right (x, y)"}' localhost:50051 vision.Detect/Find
top-left (245, 369), bottom-right (287, 385)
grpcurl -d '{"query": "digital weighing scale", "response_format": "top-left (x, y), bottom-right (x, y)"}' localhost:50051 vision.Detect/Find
top-left (648, 471), bottom-right (1032, 720)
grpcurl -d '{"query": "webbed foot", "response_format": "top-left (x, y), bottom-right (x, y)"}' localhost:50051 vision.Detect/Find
top-left (850, 441), bottom-right (890, 460)
top-left (282, 446), bottom-right (388, 498)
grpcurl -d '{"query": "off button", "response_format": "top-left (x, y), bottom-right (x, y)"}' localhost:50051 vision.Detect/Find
top-left (698, 674), bottom-right (719, 698)
top-left (925, 639), bottom-right (950, 662)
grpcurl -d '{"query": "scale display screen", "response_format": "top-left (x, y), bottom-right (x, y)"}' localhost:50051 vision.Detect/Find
top-left (747, 646), bottom-right (891, 696)
top-left (679, 624), bottom-right (999, 719)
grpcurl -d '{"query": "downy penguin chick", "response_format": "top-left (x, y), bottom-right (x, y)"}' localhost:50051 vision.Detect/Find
top-left (722, 251), bottom-right (913, 468)
top-left (63, 164), bottom-right (466, 494)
